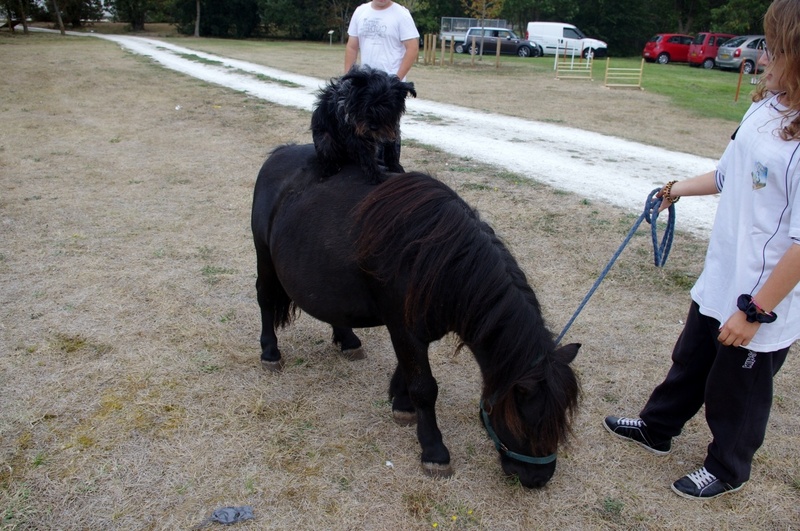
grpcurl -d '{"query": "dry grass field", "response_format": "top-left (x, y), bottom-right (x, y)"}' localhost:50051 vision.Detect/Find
top-left (1, 28), bottom-right (798, 530)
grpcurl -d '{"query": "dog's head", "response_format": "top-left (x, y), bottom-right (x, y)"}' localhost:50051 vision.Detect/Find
top-left (327, 65), bottom-right (417, 142)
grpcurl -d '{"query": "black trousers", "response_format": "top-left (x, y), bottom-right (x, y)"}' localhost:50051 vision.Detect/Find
top-left (640, 301), bottom-right (788, 485)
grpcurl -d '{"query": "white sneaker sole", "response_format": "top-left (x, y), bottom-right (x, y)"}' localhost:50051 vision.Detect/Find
top-left (602, 419), bottom-right (671, 456)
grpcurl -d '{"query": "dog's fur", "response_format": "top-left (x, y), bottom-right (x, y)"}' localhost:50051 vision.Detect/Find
top-left (311, 65), bottom-right (417, 183)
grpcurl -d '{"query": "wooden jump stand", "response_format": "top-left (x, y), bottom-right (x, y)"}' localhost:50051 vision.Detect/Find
top-left (604, 58), bottom-right (645, 90)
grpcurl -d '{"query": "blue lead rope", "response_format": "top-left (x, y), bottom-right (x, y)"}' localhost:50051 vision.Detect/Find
top-left (555, 188), bottom-right (675, 345)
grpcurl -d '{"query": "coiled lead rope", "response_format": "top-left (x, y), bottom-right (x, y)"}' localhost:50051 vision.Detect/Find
top-left (555, 188), bottom-right (675, 345)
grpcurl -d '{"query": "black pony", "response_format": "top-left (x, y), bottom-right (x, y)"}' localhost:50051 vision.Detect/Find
top-left (251, 144), bottom-right (581, 488)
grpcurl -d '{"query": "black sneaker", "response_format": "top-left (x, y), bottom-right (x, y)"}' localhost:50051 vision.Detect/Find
top-left (671, 467), bottom-right (744, 500)
top-left (603, 416), bottom-right (672, 455)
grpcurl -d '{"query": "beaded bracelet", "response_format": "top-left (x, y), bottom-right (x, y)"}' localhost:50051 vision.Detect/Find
top-left (662, 180), bottom-right (680, 204)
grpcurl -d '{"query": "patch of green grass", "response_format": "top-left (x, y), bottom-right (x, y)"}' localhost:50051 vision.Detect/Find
top-left (31, 452), bottom-right (46, 468)
top-left (52, 333), bottom-right (112, 356)
top-left (193, 351), bottom-right (222, 374)
top-left (461, 182), bottom-right (491, 191)
top-left (602, 496), bottom-right (624, 516)
top-left (251, 72), bottom-right (301, 87)
top-left (588, 57), bottom-right (753, 122)
top-left (1, 485), bottom-right (34, 529)
top-left (494, 170), bottom-right (523, 183)
top-left (201, 265), bottom-right (234, 284)
top-left (175, 52), bottom-right (223, 66)
top-left (667, 269), bottom-right (698, 290)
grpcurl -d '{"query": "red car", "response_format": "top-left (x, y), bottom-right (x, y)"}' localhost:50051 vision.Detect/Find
top-left (642, 33), bottom-right (693, 64)
top-left (688, 32), bottom-right (736, 68)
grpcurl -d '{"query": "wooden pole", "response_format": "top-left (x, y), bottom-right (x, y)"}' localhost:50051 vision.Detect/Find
top-left (495, 37), bottom-right (501, 68)
top-left (471, 35), bottom-right (476, 66)
top-left (735, 60), bottom-right (745, 102)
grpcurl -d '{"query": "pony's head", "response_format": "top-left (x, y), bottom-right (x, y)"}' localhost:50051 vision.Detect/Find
top-left (481, 343), bottom-right (581, 488)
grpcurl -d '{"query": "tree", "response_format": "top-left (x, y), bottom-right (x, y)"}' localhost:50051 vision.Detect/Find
top-left (108, 0), bottom-right (153, 31)
top-left (173, 0), bottom-right (260, 38)
top-left (327, 0), bottom-right (357, 43)
top-left (460, 0), bottom-right (503, 21)
top-left (460, 0), bottom-right (503, 56)
top-left (38, 0), bottom-right (103, 29)
top-left (51, 0), bottom-right (65, 33)
top-left (710, 0), bottom-right (770, 34)
top-left (1, 0), bottom-right (36, 33)
top-left (194, 0), bottom-right (200, 36)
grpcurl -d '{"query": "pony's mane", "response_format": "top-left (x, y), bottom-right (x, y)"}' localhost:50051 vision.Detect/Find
top-left (354, 172), bottom-right (555, 388)
top-left (354, 172), bottom-right (578, 452)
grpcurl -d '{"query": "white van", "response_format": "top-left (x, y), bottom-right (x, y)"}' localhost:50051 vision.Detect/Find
top-left (525, 21), bottom-right (607, 58)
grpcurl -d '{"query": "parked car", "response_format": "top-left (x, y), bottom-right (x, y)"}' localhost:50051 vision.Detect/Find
top-left (642, 33), bottom-right (693, 64)
top-left (456, 27), bottom-right (543, 57)
top-left (688, 32), bottom-right (736, 68)
top-left (525, 21), bottom-right (607, 58)
top-left (715, 35), bottom-right (767, 74)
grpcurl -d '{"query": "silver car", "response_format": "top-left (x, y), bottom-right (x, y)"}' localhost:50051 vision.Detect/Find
top-left (715, 35), bottom-right (767, 74)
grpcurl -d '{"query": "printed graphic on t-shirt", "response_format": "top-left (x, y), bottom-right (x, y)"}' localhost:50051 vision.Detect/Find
top-left (751, 161), bottom-right (767, 190)
top-left (362, 18), bottom-right (387, 39)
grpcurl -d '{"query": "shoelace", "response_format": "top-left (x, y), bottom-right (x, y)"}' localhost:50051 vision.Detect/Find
top-left (687, 467), bottom-right (717, 488)
top-left (617, 417), bottom-right (644, 428)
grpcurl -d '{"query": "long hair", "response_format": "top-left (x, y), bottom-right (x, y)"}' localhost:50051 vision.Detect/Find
top-left (354, 172), bottom-right (579, 451)
top-left (755, 0), bottom-right (800, 140)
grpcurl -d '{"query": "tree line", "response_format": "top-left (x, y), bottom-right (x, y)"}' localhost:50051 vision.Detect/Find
top-left (3, 0), bottom-right (773, 56)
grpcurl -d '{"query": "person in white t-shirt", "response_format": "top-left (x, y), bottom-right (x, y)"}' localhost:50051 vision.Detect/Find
top-left (345, 0), bottom-right (419, 169)
top-left (603, 0), bottom-right (800, 501)
top-left (345, 0), bottom-right (419, 81)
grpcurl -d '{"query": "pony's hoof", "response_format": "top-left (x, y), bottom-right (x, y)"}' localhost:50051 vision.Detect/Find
top-left (422, 461), bottom-right (453, 478)
top-left (340, 346), bottom-right (366, 361)
top-left (392, 409), bottom-right (417, 426)
top-left (260, 359), bottom-right (284, 372)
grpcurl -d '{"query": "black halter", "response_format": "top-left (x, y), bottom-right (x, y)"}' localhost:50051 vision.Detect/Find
top-left (480, 399), bottom-right (557, 465)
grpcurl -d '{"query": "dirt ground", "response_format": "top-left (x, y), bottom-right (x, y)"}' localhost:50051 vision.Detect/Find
top-left (1, 31), bottom-right (798, 530)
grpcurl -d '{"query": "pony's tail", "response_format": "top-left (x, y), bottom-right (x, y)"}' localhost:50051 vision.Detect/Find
top-left (272, 288), bottom-right (298, 330)
top-left (256, 269), bottom-right (299, 330)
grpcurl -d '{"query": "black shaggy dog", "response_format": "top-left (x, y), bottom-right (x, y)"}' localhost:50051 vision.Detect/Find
top-left (311, 65), bottom-right (417, 183)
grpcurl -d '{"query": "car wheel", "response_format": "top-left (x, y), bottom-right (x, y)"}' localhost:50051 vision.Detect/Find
top-left (469, 44), bottom-right (480, 55)
top-left (533, 46), bottom-right (543, 57)
top-left (582, 48), bottom-right (595, 59)
top-left (517, 46), bottom-right (531, 58)
top-left (743, 60), bottom-right (755, 74)
top-left (702, 58), bottom-right (715, 69)
top-left (657, 53), bottom-right (670, 64)
top-left (455, 43), bottom-right (465, 54)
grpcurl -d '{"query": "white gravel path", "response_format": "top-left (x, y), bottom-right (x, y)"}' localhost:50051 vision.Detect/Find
top-left (45, 30), bottom-right (721, 238)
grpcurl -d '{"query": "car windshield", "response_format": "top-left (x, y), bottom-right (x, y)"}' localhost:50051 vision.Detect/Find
top-left (648, 35), bottom-right (662, 43)
top-left (692, 34), bottom-right (706, 44)
top-left (723, 36), bottom-right (748, 48)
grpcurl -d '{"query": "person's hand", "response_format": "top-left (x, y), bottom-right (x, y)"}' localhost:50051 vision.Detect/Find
top-left (718, 310), bottom-right (760, 348)
top-left (655, 182), bottom-right (676, 213)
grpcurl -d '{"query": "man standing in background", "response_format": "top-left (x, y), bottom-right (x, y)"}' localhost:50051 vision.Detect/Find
top-left (345, 0), bottom-right (419, 81)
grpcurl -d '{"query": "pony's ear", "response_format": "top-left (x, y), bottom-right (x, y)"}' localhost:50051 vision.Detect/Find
top-left (555, 343), bottom-right (581, 364)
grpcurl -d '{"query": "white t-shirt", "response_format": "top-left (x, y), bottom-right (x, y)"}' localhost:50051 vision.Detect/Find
top-left (347, 2), bottom-right (419, 78)
top-left (691, 93), bottom-right (800, 352)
